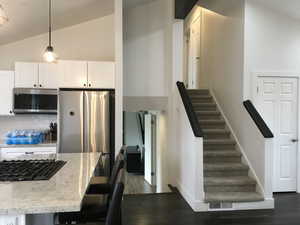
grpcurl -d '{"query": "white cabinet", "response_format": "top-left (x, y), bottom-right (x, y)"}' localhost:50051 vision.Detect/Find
top-left (15, 62), bottom-right (39, 88)
top-left (39, 63), bottom-right (62, 89)
top-left (0, 71), bottom-right (14, 116)
top-left (14, 60), bottom-right (116, 89)
top-left (87, 61), bottom-right (115, 88)
top-left (1, 147), bottom-right (57, 160)
top-left (59, 60), bottom-right (88, 88)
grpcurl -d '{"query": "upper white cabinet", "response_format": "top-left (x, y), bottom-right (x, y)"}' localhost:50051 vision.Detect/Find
top-left (39, 63), bottom-right (62, 89)
top-left (59, 60), bottom-right (88, 88)
top-left (15, 62), bottom-right (39, 88)
top-left (0, 71), bottom-right (14, 116)
top-left (88, 61), bottom-right (115, 88)
top-left (14, 60), bottom-right (115, 89)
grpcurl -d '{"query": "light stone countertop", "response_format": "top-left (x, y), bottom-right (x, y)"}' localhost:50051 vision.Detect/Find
top-left (0, 153), bottom-right (100, 215)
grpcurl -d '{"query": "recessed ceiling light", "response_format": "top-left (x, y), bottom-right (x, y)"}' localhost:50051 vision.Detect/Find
top-left (0, 4), bottom-right (9, 26)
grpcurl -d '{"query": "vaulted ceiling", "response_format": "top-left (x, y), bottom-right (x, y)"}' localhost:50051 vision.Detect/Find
top-left (252, 0), bottom-right (300, 20)
top-left (0, 0), bottom-right (114, 45)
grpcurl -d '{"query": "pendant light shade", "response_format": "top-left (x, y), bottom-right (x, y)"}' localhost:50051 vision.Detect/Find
top-left (0, 4), bottom-right (9, 26)
top-left (44, 0), bottom-right (58, 63)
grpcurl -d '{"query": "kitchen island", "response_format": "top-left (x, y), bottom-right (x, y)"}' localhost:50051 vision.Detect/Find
top-left (0, 153), bottom-right (100, 225)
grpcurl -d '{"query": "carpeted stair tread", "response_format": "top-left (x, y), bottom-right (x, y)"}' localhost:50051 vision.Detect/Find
top-left (196, 111), bottom-right (220, 116)
top-left (204, 150), bottom-right (241, 157)
top-left (204, 176), bottom-right (256, 186)
top-left (204, 139), bottom-right (236, 145)
top-left (202, 129), bottom-right (230, 134)
top-left (204, 163), bottom-right (249, 171)
top-left (199, 120), bottom-right (225, 124)
top-left (205, 192), bottom-right (264, 203)
top-left (192, 103), bottom-right (216, 107)
top-left (187, 89), bottom-right (210, 95)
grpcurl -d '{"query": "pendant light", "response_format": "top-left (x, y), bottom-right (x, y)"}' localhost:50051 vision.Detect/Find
top-left (43, 0), bottom-right (58, 63)
top-left (0, 4), bottom-right (9, 26)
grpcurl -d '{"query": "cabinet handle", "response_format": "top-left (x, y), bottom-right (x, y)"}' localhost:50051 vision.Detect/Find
top-left (89, 84), bottom-right (91, 87)
top-left (34, 84), bottom-right (37, 87)
top-left (25, 152), bottom-right (34, 155)
top-left (9, 110), bottom-right (12, 114)
top-left (39, 84), bottom-right (42, 88)
top-left (84, 84), bottom-right (87, 87)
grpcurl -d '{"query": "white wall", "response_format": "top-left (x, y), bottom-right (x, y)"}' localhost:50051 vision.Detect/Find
top-left (114, 0), bottom-right (123, 154)
top-left (244, 0), bottom-right (300, 99)
top-left (123, 0), bottom-right (172, 97)
top-left (0, 15), bottom-right (115, 70)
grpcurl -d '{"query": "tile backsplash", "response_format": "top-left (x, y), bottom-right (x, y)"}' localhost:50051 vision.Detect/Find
top-left (0, 115), bottom-right (57, 139)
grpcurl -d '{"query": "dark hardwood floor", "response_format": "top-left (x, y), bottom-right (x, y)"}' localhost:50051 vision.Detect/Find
top-left (123, 192), bottom-right (300, 225)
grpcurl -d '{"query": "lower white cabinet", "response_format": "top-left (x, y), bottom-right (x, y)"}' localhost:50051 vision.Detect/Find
top-left (1, 147), bottom-right (57, 160)
top-left (0, 71), bottom-right (14, 116)
top-left (0, 215), bottom-right (25, 225)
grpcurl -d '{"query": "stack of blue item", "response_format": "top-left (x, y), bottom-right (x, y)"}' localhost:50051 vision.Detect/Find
top-left (5, 130), bottom-right (45, 145)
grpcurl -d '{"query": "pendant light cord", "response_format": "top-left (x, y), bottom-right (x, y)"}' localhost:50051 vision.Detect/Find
top-left (48, 0), bottom-right (52, 47)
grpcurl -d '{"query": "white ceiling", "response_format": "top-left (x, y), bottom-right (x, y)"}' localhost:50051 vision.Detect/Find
top-left (252, 0), bottom-right (300, 20)
top-left (0, 0), bottom-right (114, 45)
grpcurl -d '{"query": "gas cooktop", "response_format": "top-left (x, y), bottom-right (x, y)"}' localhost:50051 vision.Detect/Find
top-left (0, 160), bottom-right (66, 182)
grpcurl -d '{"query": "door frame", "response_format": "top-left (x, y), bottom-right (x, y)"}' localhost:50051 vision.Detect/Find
top-left (252, 71), bottom-right (300, 193)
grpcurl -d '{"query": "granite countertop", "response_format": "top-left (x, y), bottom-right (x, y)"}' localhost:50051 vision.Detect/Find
top-left (0, 153), bottom-right (100, 215)
top-left (0, 140), bottom-right (57, 148)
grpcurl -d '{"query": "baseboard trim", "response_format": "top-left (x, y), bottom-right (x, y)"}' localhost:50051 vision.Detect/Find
top-left (175, 180), bottom-right (209, 212)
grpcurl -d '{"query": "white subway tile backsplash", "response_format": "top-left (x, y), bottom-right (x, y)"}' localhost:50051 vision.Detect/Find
top-left (0, 115), bottom-right (57, 138)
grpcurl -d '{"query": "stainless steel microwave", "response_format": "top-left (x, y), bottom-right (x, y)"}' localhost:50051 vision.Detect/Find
top-left (13, 88), bottom-right (58, 114)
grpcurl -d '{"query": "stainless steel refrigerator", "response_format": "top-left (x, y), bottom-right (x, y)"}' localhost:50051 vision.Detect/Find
top-left (58, 89), bottom-right (115, 176)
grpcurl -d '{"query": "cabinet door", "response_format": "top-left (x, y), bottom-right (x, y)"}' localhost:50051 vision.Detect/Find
top-left (39, 63), bottom-right (61, 89)
top-left (87, 61), bottom-right (115, 88)
top-left (59, 60), bottom-right (87, 88)
top-left (15, 62), bottom-right (39, 88)
top-left (0, 71), bottom-right (14, 116)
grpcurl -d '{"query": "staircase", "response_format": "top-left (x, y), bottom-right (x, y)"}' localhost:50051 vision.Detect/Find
top-left (187, 89), bottom-right (264, 204)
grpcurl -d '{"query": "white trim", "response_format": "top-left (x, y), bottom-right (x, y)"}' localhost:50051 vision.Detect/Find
top-left (252, 72), bottom-right (300, 193)
top-left (209, 90), bottom-right (265, 197)
top-left (176, 179), bottom-right (209, 212)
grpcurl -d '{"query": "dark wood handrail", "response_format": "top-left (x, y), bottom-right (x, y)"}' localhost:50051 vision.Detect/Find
top-left (176, 81), bottom-right (203, 137)
top-left (243, 100), bottom-right (274, 138)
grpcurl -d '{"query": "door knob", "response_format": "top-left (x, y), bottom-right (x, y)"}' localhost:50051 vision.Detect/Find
top-left (291, 139), bottom-right (299, 143)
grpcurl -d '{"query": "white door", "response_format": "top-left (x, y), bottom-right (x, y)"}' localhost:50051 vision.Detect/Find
top-left (0, 71), bottom-right (14, 116)
top-left (87, 61), bottom-right (115, 88)
top-left (15, 62), bottom-right (39, 88)
top-left (59, 60), bottom-right (88, 88)
top-left (188, 16), bottom-right (201, 89)
top-left (144, 114), bottom-right (156, 185)
top-left (256, 77), bottom-right (298, 192)
top-left (39, 63), bottom-right (62, 89)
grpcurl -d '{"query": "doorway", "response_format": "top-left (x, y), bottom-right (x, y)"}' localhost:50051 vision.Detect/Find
top-left (186, 15), bottom-right (201, 89)
top-left (255, 76), bottom-right (299, 192)
top-left (123, 111), bottom-right (158, 194)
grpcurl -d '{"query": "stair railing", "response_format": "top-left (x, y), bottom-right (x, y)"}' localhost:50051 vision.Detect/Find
top-left (243, 100), bottom-right (274, 138)
top-left (176, 81), bottom-right (203, 137)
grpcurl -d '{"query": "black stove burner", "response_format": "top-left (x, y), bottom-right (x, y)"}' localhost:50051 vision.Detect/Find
top-left (0, 160), bottom-right (66, 182)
